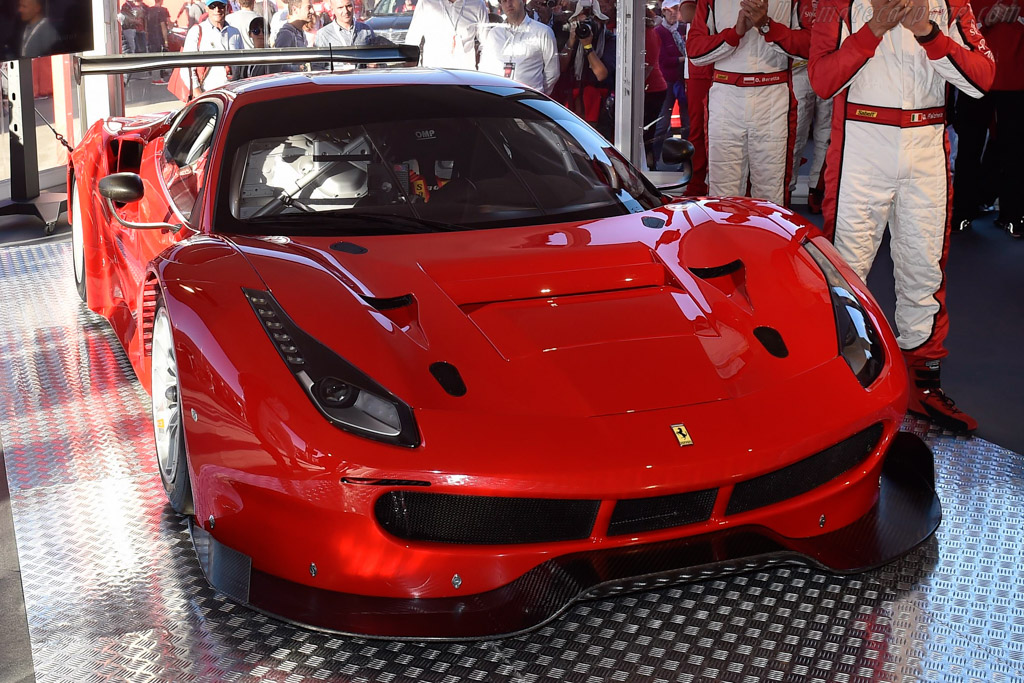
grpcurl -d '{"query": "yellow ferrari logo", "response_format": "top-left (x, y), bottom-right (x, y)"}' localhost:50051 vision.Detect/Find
top-left (157, 418), bottom-right (165, 430)
top-left (671, 424), bottom-right (693, 447)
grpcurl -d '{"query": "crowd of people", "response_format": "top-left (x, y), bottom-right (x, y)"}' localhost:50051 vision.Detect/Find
top-left (116, 0), bottom-right (1021, 435)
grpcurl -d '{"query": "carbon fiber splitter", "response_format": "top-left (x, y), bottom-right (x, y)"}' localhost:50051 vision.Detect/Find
top-left (1, 238), bottom-right (1023, 682)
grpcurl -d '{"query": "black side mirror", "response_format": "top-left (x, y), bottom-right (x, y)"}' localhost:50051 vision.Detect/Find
top-left (98, 173), bottom-right (145, 203)
top-left (661, 138), bottom-right (694, 166)
top-left (98, 172), bottom-right (184, 233)
top-left (656, 138), bottom-right (695, 193)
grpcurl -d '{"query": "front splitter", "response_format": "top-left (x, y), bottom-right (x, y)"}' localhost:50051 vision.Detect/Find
top-left (189, 432), bottom-right (940, 641)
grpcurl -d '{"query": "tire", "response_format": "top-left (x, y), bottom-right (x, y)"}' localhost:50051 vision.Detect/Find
top-left (151, 300), bottom-right (194, 514)
top-left (70, 180), bottom-right (87, 302)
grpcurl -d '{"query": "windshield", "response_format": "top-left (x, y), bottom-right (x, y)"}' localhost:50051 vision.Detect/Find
top-left (370, 0), bottom-right (416, 14)
top-left (218, 84), bottom-right (661, 236)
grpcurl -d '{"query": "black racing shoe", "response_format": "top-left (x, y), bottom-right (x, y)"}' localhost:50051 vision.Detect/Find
top-left (906, 360), bottom-right (977, 435)
top-left (995, 218), bottom-right (1022, 238)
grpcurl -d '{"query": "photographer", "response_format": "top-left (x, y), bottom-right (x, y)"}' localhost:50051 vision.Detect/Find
top-left (559, 0), bottom-right (615, 140)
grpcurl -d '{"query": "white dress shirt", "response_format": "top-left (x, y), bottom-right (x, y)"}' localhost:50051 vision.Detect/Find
top-left (404, 0), bottom-right (489, 69)
top-left (479, 16), bottom-right (559, 94)
top-left (182, 19), bottom-right (244, 90)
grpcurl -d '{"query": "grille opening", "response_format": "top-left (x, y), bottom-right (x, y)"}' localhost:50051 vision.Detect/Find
top-left (608, 488), bottom-right (718, 536)
top-left (375, 492), bottom-right (600, 545)
top-left (726, 423), bottom-right (885, 516)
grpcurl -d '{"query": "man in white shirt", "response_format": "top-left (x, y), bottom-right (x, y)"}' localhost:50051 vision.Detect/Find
top-left (316, 0), bottom-right (376, 46)
top-left (479, 0), bottom-right (558, 93)
top-left (180, 0), bottom-right (244, 92)
top-left (404, 0), bottom-right (490, 69)
top-left (226, 0), bottom-right (261, 47)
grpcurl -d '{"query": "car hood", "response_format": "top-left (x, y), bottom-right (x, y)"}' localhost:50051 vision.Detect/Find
top-left (227, 200), bottom-right (840, 417)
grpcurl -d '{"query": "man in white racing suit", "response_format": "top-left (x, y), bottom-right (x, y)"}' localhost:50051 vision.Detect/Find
top-left (809, 0), bottom-right (995, 433)
top-left (688, 0), bottom-right (812, 205)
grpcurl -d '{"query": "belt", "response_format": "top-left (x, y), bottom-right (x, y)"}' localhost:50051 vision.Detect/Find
top-left (846, 103), bottom-right (946, 128)
top-left (712, 69), bottom-right (789, 87)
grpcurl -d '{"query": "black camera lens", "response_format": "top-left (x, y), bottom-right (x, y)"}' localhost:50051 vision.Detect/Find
top-left (575, 21), bottom-right (593, 39)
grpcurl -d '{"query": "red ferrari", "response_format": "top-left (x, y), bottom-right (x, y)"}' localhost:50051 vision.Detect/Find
top-left (68, 63), bottom-right (939, 639)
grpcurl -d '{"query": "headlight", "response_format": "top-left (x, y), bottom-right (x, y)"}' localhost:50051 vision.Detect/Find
top-left (244, 288), bottom-right (420, 447)
top-left (803, 242), bottom-right (885, 388)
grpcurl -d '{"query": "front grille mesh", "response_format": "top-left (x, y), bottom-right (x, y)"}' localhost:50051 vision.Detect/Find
top-left (375, 491), bottom-right (600, 545)
top-left (725, 423), bottom-right (885, 516)
top-left (608, 489), bottom-right (718, 536)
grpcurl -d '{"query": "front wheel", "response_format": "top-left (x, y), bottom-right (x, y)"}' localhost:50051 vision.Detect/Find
top-left (152, 300), bottom-right (194, 514)
top-left (71, 180), bottom-right (87, 302)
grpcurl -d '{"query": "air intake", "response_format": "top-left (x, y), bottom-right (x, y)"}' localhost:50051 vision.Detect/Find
top-left (726, 423), bottom-right (884, 516)
top-left (375, 492), bottom-right (600, 545)
top-left (607, 488), bottom-right (718, 536)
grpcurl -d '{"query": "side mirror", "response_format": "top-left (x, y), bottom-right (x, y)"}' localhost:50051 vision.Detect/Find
top-left (98, 172), bottom-right (145, 203)
top-left (99, 172), bottom-right (184, 233)
top-left (661, 138), bottom-right (694, 166)
top-left (657, 138), bottom-right (694, 193)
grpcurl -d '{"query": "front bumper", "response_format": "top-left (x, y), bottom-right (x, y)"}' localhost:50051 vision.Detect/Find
top-left (189, 432), bottom-right (940, 640)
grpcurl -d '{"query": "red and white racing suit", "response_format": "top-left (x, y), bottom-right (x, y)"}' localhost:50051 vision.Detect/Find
top-left (809, 0), bottom-right (994, 361)
top-left (688, 0), bottom-right (811, 205)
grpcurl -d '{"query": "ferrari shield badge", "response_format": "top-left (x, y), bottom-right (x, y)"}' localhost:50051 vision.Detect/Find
top-left (671, 424), bottom-right (693, 447)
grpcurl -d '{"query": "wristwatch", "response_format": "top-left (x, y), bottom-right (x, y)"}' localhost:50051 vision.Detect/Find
top-left (759, 20), bottom-right (771, 35)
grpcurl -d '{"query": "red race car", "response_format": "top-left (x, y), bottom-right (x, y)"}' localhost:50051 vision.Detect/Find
top-left (68, 58), bottom-right (940, 640)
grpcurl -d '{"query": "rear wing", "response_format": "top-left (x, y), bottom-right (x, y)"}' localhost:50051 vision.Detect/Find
top-left (74, 44), bottom-right (419, 81)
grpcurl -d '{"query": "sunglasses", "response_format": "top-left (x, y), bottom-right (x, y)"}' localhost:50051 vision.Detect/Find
top-left (208, 3), bottom-right (226, 9)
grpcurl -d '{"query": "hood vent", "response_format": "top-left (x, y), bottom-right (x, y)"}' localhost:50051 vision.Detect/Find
top-left (753, 326), bottom-right (788, 358)
top-left (690, 259), bottom-right (743, 279)
top-left (430, 361), bottom-right (467, 396)
top-left (330, 241), bottom-right (368, 254)
top-left (360, 294), bottom-right (414, 310)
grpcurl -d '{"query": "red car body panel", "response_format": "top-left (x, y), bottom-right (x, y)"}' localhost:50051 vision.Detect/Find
top-left (67, 69), bottom-right (937, 638)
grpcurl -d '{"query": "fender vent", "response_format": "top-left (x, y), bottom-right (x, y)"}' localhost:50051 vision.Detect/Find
top-left (753, 326), bottom-right (788, 358)
top-left (430, 362), bottom-right (467, 396)
top-left (726, 423), bottom-right (885, 516)
top-left (690, 259), bottom-right (743, 279)
top-left (330, 241), bottom-right (368, 254)
top-left (375, 492), bottom-right (600, 544)
top-left (608, 488), bottom-right (718, 536)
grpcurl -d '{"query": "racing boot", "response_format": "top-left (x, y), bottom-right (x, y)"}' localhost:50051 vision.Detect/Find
top-left (906, 359), bottom-right (977, 435)
top-left (995, 218), bottom-right (1021, 239)
top-left (807, 188), bottom-right (823, 215)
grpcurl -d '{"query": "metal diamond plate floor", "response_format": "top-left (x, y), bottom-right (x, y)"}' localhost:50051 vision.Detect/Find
top-left (1, 238), bottom-right (1023, 683)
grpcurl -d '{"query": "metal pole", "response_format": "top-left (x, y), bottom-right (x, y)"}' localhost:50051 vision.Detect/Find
top-left (614, 0), bottom-right (646, 168)
top-left (7, 59), bottom-right (40, 202)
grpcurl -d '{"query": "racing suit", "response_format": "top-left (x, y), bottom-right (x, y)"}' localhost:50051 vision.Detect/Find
top-left (809, 0), bottom-right (994, 362)
top-left (789, 61), bottom-right (832, 198)
top-left (688, 0), bottom-right (811, 205)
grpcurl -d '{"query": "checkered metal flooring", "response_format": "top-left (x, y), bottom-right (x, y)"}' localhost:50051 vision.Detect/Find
top-left (1, 238), bottom-right (1023, 683)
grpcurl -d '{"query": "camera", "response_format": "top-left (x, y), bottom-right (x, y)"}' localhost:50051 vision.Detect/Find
top-left (564, 18), bottom-right (598, 39)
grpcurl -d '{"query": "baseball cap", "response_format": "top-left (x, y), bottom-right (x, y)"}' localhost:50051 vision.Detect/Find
top-left (661, 0), bottom-right (681, 9)
top-left (205, 0), bottom-right (227, 6)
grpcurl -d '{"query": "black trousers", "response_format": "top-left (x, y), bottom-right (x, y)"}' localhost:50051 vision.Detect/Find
top-left (953, 89), bottom-right (1024, 222)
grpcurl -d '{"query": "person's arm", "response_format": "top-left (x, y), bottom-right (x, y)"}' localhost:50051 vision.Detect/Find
top-left (687, 0), bottom-right (744, 66)
top-left (809, 0), bottom-right (891, 99)
top-left (746, 0), bottom-right (811, 58)
top-left (905, 0), bottom-right (995, 98)
top-left (656, 27), bottom-right (678, 78)
top-left (404, 0), bottom-right (425, 53)
top-left (541, 25), bottom-right (560, 94)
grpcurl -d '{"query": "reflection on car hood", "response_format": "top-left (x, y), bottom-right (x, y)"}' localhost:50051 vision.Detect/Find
top-left (227, 200), bottom-right (840, 416)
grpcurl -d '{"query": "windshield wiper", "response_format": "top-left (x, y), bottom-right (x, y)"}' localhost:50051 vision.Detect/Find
top-left (246, 211), bottom-right (465, 233)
